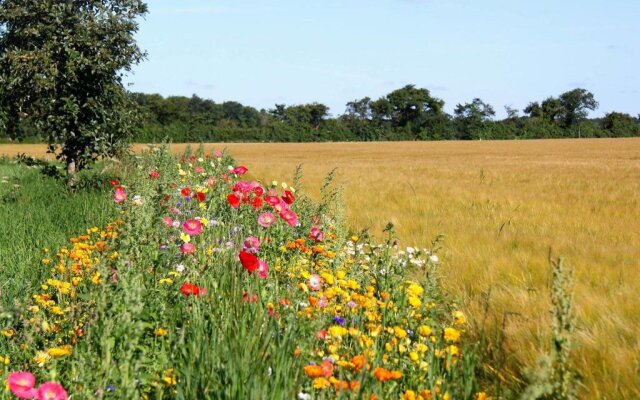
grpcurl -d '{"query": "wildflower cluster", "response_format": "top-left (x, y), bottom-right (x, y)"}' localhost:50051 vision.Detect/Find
top-left (1, 147), bottom-right (487, 399)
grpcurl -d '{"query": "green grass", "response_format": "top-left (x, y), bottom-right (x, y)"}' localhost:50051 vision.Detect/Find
top-left (0, 159), bottom-right (116, 306)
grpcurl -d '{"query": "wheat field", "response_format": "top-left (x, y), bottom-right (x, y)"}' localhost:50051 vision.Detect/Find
top-left (2, 138), bottom-right (639, 398)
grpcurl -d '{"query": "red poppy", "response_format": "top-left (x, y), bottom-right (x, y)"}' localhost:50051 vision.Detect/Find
top-left (251, 196), bottom-right (263, 210)
top-left (282, 190), bottom-right (295, 205)
top-left (227, 194), bottom-right (241, 209)
top-left (181, 187), bottom-right (191, 197)
top-left (110, 179), bottom-right (119, 187)
top-left (252, 186), bottom-right (264, 196)
top-left (239, 251), bottom-right (259, 273)
top-left (196, 192), bottom-right (206, 202)
top-left (180, 282), bottom-right (201, 296)
top-left (148, 170), bottom-right (160, 179)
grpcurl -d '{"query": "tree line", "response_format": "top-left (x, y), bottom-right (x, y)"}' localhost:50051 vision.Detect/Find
top-left (1, 0), bottom-right (639, 177)
top-left (129, 86), bottom-right (640, 142)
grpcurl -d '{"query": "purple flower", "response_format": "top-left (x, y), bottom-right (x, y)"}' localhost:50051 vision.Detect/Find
top-left (333, 316), bottom-right (346, 326)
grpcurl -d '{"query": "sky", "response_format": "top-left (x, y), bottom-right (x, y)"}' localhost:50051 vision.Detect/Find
top-left (125, 0), bottom-right (640, 118)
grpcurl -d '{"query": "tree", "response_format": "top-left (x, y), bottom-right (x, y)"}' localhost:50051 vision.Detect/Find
top-left (0, 0), bottom-right (148, 172)
top-left (558, 88), bottom-right (598, 127)
top-left (601, 112), bottom-right (639, 137)
top-left (454, 98), bottom-right (495, 139)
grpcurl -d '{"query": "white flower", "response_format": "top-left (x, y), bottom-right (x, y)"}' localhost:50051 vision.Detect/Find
top-left (132, 195), bottom-right (143, 205)
top-left (297, 393), bottom-right (311, 400)
top-left (175, 264), bottom-right (185, 273)
top-left (429, 254), bottom-right (439, 263)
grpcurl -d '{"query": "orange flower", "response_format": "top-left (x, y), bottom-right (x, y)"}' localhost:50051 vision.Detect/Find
top-left (373, 367), bottom-right (403, 382)
top-left (351, 354), bottom-right (366, 372)
top-left (304, 360), bottom-right (333, 378)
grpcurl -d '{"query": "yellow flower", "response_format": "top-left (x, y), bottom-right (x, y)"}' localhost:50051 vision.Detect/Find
top-left (312, 377), bottom-right (330, 390)
top-left (154, 328), bottom-right (168, 336)
top-left (47, 345), bottom-right (73, 357)
top-left (403, 390), bottom-right (417, 400)
top-left (453, 310), bottom-right (466, 325)
top-left (328, 325), bottom-right (347, 337)
top-left (408, 296), bottom-right (422, 308)
top-left (163, 369), bottom-right (177, 386)
top-left (72, 277), bottom-right (82, 286)
top-left (475, 392), bottom-right (489, 400)
top-left (394, 326), bottom-right (408, 339)
top-left (409, 351), bottom-right (420, 362)
top-left (180, 232), bottom-right (191, 243)
top-left (0, 355), bottom-right (9, 365)
top-left (406, 282), bottom-right (424, 297)
top-left (33, 351), bottom-right (50, 366)
top-left (90, 272), bottom-right (102, 285)
top-left (159, 278), bottom-right (173, 285)
top-left (1, 329), bottom-right (14, 338)
top-left (444, 327), bottom-right (461, 343)
top-left (417, 325), bottom-right (432, 337)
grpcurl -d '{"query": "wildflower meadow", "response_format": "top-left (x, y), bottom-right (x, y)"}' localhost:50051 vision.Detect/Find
top-left (0, 147), bottom-right (491, 399)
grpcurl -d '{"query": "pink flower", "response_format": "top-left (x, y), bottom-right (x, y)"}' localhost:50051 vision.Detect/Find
top-left (7, 371), bottom-right (37, 399)
top-left (309, 226), bottom-right (325, 242)
top-left (37, 382), bottom-right (68, 400)
top-left (193, 166), bottom-right (204, 174)
top-left (113, 186), bottom-right (127, 203)
top-left (214, 149), bottom-right (223, 158)
top-left (279, 208), bottom-right (299, 227)
top-left (258, 259), bottom-right (269, 279)
top-left (180, 243), bottom-right (196, 254)
top-left (243, 236), bottom-right (260, 253)
top-left (182, 219), bottom-right (203, 236)
top-left (148, 170), bottom-right (160, 179)
top-left (206, 177), bottom-right (217, 186)
top-left (162, 216), bottom-right (173, 227)
top-left (317, 296), bottom-right (329, 308)
top-left (308, 274), bottom-right (323, 291)
top-left (232, 166), bottom-right (248, 175)
top-left (257, 212), bottom-right (276, 228)
top-left (264, 195), bottom-right (280, 206)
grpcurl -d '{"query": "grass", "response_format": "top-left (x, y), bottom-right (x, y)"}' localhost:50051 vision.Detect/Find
top-left (0, 158), bottom-right (116, 306)
top-left (1, 138), bottom-right (639, 398)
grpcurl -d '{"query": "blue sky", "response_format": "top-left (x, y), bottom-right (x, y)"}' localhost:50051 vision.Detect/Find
top-left (125, 0), bottom-right (640, 118)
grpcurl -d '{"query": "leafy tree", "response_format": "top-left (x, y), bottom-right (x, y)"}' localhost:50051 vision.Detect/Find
top-left (541, 97), bottom-right (564, 124)
top-left (454, 98), bottom-right (495, 139)
top-left (601, 112), bottom-right (639, 137)
top-left (0, 0), bottom-right (148, 172)
top-left (559, 88), bottom-right (598, 127)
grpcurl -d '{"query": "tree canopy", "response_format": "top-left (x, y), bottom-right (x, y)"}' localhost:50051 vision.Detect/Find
top-left (0, 0), bottom-right (148, 171)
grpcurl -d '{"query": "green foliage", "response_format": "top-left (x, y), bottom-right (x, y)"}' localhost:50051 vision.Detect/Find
top-left (0, 0), bottom-right (148, 170)
top-left (521, 258), bottom-right (579, 400)
top-left (0, 158), bottom-right (116, 305)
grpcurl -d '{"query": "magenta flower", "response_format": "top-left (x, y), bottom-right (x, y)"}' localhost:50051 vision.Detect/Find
top-left (257, 212), bottom-right (276, 228)
top-left (113, 186), bottom-right (127, 203)
top-left (309, 226), bottom-right (325, 242)
top-left (182, 219), bottom-right (203, 236)
top-left (180, 242), bottom-right (196, 254)
top-left (7, 371), bottom-right (37, 399)
top-left (232, 166), bottom-right (248, 175)
top-left (243, 236), bottom-right (260, 253)
top-left (37, 382), bottom-right (68, 400)
top-left (308, 274), bottom-right (323, 291)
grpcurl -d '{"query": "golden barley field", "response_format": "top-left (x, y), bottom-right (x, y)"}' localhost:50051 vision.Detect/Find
top-left (3, 138), bottom-right (639, 398)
